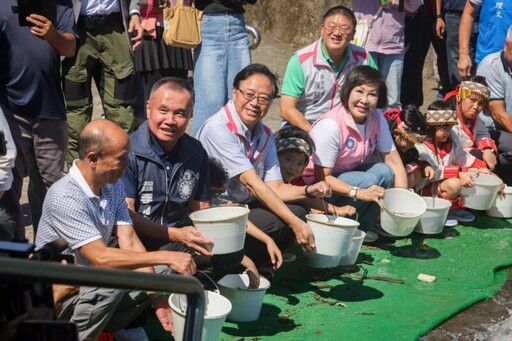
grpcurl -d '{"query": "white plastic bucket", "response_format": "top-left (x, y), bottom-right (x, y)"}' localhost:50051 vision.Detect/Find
top-left (169, 290), bottom-right (232, 341)
top-left (487, 185), bottom-right (512, 218)
top-left (415, 197), bottom-right (451, 234)
top-left (339, 229), bottom-right (366, 266)
top-left (380, 188), bottom-right (426, 237)
top-left (217, 274), bottom-right (271, 322)
top-left (306, 214), bottom-right (359, 257)
top-left (460, 173), bottom-right (502, 210)
top-left (189, 206), bottom-right (249, 254)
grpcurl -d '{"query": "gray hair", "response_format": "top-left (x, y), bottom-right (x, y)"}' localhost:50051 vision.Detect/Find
top-left (78, 126), bottom-right (111, 160)
top-left (149, 77), bottom-right (195, 104)
top-left (507, 25), bottom-right (512, 43)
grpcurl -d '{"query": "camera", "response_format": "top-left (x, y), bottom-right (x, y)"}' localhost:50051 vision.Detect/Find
top-left (0, 239), bottom-right (78, 341)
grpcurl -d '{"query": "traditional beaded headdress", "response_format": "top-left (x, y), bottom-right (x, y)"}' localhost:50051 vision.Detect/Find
top-left (425, 110), bottom-right (458, 126)
top-left (456, 81), bottom-right (490, 102)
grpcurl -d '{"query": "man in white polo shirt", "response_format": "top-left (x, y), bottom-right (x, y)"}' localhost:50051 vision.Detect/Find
top-left (36, 119), bottom-right (195, 340)
top-left (197, 64), bottom-right (331, 268)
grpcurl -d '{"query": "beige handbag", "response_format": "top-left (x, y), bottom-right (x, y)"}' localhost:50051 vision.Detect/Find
top-left (163, 0), bottom-right (202, 49)
top-left (352, 6), bottom-right (383, 48)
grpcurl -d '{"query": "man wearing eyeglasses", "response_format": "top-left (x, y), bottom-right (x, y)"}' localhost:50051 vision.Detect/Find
top-left (197, 64), bottom-right (332, 268)
top-left (280, 5), bottom-right (377, 133)
top-left (121, 77), bottom-right (244, 283)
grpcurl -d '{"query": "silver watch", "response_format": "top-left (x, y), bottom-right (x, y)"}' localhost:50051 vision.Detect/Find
top-left (349, 187), bottom-right (358, 201)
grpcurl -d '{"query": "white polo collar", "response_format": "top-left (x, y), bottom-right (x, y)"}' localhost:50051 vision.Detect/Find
top-left (68, 160), bottom-right (100, 200)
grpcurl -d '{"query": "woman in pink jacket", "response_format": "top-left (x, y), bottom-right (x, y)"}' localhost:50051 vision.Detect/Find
top-left (302, 65), bottom-right (408, 242)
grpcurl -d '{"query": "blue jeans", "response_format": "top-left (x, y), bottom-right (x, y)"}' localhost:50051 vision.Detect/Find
top-left (371, 52), bottom-right (404, 109)
top-left (328, 163), bottom-right (394, 232)
top-left (191, 13), bottom-right (251, 136)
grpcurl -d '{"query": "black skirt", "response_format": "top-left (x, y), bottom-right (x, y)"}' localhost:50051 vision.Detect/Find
top-left (134, 26), bottom-right (194, 73)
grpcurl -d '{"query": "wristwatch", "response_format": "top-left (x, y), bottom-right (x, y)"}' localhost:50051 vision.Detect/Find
top-left (436, 14), bottom-right (443, 19)
top-left (349, 187), bottom-right (358, 201)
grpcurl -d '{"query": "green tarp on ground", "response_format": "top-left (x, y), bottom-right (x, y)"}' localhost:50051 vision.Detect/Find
top-left (147, 213), bottom-right (512, 340)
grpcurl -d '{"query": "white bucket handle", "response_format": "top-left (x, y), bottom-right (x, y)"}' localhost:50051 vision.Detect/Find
top-left (379, 198), bottom-right (393, 217)
top-left (380, 189), bottom-right (424, 217)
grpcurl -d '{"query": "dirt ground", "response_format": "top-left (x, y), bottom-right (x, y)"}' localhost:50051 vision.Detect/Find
top-left (21, 32), bottom-right (511, 339)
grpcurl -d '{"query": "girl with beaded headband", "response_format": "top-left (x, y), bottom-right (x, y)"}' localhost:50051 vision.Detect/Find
top-left (274, 127), bottom-right (356, 217)
top-left (445, 76), bottom-right (498, 170)
top-left (415, 100), bottom-right (491, 223)
top-left (384, 104), bottom-right (428, 189)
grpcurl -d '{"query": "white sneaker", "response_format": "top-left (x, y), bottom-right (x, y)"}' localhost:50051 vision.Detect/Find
top-left (444, 217), bottom-right (458, 227)
top-left (114, 327), bottom-right (148, 341)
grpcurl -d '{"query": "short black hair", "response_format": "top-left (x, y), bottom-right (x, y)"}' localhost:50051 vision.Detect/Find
top-left (322, 5), bottom-right (356, 28)
top-left (233, 63), bottom-right (279, 98)
top-left (340, 65), bottom-right (388, 109)
top-left (208, 157), bottom-right (229, 189)
top-left (427, 100), bottom-right (452, 111)
top-left (387, 104), bottom-right (428, 135)
top-left (468, 75), bottom-right (488, 86)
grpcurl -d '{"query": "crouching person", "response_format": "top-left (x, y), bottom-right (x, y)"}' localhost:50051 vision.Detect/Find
top-left (121, 77), bottom-right (243, 284)
top-left (197, 64), bottom-right (332, 269)
top-left (35, 119), bottom-right (195, 340)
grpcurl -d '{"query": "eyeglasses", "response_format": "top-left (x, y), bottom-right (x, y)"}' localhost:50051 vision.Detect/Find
top-left (237, 88), bottom-right (272, 106)
top-left (323, 23), bottom-right (353, 36)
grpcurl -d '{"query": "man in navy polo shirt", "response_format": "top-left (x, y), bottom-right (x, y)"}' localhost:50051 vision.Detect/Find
top-left (0, 0), bottom-right (77, 236)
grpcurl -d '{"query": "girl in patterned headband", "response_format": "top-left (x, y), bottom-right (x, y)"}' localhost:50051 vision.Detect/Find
top-left (384, 105), bottom-right (427, 189)
top-left (445, 76), bottom-right (498, 170)
top-left (274, 126), bottom-right (356, 217)
top-left (274, 126), bottom-right (315, 184)
top-left (415, 100), bottom-right (491, 224)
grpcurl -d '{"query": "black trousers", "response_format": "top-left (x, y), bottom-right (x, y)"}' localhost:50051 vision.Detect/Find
top-left (245, 201), bottom-right (307, 268)
top-left (159, 241), bottom-right (244, 288)
top-left (401, 5), bottom-right (450, 107)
